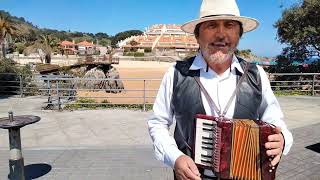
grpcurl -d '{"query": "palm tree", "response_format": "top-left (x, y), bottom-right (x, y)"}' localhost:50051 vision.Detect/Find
top-left (38, 34), bottom-right (59, 64)
top-left (25, 34), bottom-right (59, 64)
top-left (0, 15), bottom-right (17, 59)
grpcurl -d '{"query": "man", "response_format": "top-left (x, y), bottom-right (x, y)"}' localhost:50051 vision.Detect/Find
top-left (148, 0), bottom-right (293, 179)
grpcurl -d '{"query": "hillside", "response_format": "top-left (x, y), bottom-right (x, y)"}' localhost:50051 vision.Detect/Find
top-left (0, 10), bottom-right (38, 40)
top-left (0, 10), bottom-right (144, 47)
top-left (0, 10), bottom-right (112, 45)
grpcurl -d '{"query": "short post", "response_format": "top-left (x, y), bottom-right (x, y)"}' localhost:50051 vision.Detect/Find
top-left (143, 80), bottom-right (146, 111)
top-left (0, 112), bottom-right (40, 180)
top-left (312, 74), bottom-right (315, 96)
top-left (19, 75), bottom-right (23, 98)
top-left (8, 111), bottom-right (25, 180)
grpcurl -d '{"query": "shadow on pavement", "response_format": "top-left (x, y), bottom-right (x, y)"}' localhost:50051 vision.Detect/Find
top-left (24, 163), bottom-right (52, 180)
top-left (0, 95), bottom-right (14, 100)
top-left (305, 142), bottom-right (320, 153)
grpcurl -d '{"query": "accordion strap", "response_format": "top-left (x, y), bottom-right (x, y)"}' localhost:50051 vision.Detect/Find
top-left (174, 63), bottom-right (250, 152)
top-left (194, 63), bottom-right (250, 117)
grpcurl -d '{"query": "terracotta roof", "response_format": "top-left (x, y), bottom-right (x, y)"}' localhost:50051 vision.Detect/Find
top-left (60, 40), bottom-right (75, 46)
top-left (77, 41), bottom-right (94, 46)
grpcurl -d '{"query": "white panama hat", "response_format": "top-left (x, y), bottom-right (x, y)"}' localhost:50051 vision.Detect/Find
top-left (181, 0), bottom-right (259, 34)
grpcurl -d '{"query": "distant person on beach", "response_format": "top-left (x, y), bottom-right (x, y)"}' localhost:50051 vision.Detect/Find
top-left (148, 0), bottom-right (293, 179)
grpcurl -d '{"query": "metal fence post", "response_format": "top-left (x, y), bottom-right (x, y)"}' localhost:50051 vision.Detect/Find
top-left (47, 80), bottom-right (52, 104)
top-left (143, 80), bottom-right (146, 111)
top-left (312, 74), bottom-right (315, 96)
top-left (19, 75), bottom-right (23, 98)
top-left (56, 80), bottom-right (61, 110)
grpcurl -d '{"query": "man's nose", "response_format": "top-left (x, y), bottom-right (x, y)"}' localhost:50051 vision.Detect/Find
top-left (216, 26), bottom-right (227, 38)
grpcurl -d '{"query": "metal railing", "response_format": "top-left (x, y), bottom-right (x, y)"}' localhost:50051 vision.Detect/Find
top-left (269, 73), bottom-right (320, 96)
top-left (0, 73), bottom-right (319, 110)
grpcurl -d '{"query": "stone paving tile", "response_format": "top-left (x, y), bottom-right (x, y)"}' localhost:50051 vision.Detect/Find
top-left (0, 96), bottom-right (319, 179)
top-left (276, 123), bottom-right (320, 179)
top-left (0, 122), bottom-right (320, 180)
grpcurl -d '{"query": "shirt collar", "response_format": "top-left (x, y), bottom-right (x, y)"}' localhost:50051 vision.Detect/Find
top-left (189, 52), bottom-right (244, 74)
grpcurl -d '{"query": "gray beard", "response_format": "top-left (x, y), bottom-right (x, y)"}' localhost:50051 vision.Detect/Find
top-left (201, 47), bottom-right (235, 65)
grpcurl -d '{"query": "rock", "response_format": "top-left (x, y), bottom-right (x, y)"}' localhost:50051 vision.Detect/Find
top-left (105, 67), bottom-right (124, 93)
top-left (79, 67), bottom-right (124, 93)
top-left (82, 68), bottom-right (106, 90)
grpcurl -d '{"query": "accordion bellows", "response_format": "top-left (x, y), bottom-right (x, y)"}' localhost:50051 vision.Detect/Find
top-left (194, 114), bottom-right (277, 180)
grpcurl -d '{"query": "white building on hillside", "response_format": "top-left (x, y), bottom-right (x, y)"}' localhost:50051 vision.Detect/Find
top-left (118, 24), bottom-right (199, 57)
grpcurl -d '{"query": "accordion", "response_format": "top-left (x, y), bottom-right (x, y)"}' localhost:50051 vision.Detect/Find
top-left (194, 114), bottom-right (278, 180)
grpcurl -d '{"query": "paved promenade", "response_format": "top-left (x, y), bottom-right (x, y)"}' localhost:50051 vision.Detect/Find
top-left (0, 96), bottom-right (319, 179)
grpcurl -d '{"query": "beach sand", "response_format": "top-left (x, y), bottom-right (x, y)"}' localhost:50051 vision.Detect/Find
top-left (77, 60), bottom-right (175, 104)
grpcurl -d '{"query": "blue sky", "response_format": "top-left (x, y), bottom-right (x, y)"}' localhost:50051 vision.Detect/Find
top-left (1, 0), bottom-right (297, 57)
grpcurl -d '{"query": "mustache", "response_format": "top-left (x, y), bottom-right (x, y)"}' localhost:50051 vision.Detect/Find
top-left (209, 39), bottom-right (230, 46)
top-left (204, 43), bottom-right (236, 54)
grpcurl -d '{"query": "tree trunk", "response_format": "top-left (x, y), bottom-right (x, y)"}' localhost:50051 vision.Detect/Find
top-left (1, 42), bottom-right (5, 59)
top-left (45, 53), bottom-right (51, 64)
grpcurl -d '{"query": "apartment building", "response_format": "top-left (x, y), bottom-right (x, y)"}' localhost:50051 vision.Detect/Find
top-left (118, 24), bottom-right (199, 57)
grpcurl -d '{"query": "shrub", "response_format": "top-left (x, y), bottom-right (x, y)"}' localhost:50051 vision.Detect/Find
top-left (123, 52), bottom-right (144, 57)
top-left (15, 43), bottom-right (26, 54)
top-left (0, 58), bottom-right (17, 73)
top-left (123, 52), bottom-right (134, 56)
top-left (0, 58), bottom-right (34, 95)
top-left (274, 90), bottom-right (312, 96)
top-left (64, 97), bottom-right (153, 110)
top-left (144, 48), bottom-right (152, 53)
top-left (134, 52), bottom-right (144, 57)
top-left (64, 98), bottom-right (98, 109)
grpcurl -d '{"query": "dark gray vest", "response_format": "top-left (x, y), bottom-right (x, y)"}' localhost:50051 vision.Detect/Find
top-left (170, 56), bottom-right (262, 157)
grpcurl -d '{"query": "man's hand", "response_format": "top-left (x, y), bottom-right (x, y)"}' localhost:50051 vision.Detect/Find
top-left (265, 127), bottom-right (284, 166)
top-left (174, 155), bottom-right (201, 180)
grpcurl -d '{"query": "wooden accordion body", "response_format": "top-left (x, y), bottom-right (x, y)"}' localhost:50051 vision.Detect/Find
top-left (194, 114), bottom-right (277, 180)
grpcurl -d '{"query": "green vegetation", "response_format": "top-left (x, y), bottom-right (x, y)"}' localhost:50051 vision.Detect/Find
top-left (0, 10), bottom-right (143, 60)
top-left (144, 48), bottom-right (152, 53)
top-left (0, 58), bottom-right (31, 76)
top-left (65, 98), bottom-right (153, 110)
top-left (0, 58), bottom-right (35, 95)
top-left (123, 52), bottom-right (144, 57)
top-left (0, 13), bottom-right (18, 58)
top-left (15, 42), bottom-right (26, 54)
top-left (275, 0), bottom-right (320, 60)
top-left (235, 49), bottom-right (253, 59)
top-left (110, 30), bottom-right (143, 47)
top-left (274, 90), bottom-right (312, 96)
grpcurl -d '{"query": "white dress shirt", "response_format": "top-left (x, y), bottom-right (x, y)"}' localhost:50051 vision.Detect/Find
top-left (148, 53), bottom-right (293, 169)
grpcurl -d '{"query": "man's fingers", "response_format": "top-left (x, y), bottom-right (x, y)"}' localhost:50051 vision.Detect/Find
top-left (268, 133), bottom-right (281, 142)
top-left (267, 148), bottom-right (282, 156)
top-left (265, 141), bottom-right (282, 149)
top-left (184, 168), bottom-right (201, 180)
top-left (187, 159), bottom-right (200, 176)
top-left (270, 154), bottom-right (281, 167)
top-left (186, 158), bottom-right (201, 179)
top-left (174, 155), bottom-right (201, 180)
top-left (266, 128), bottom-right (284, 157)
top-left (176, 171), bottom-right (188, 180)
